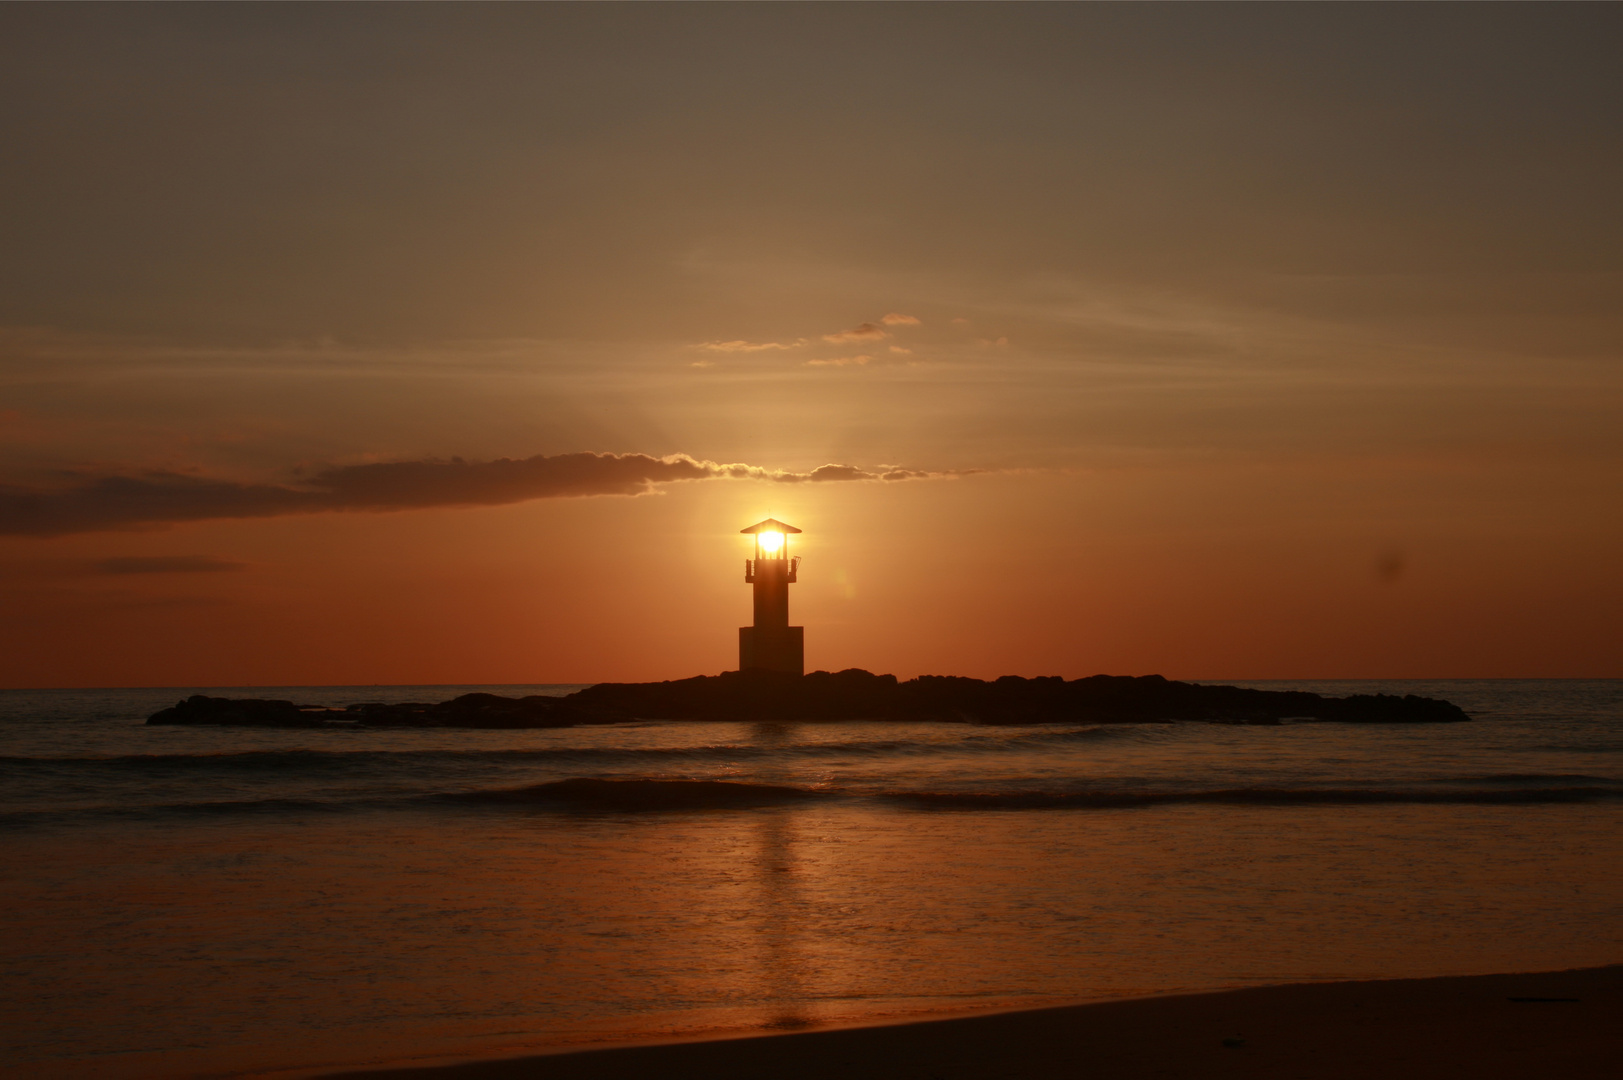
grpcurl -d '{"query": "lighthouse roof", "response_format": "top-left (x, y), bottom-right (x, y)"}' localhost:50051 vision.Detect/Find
top-left (740, 518), bottom-right (802, 534)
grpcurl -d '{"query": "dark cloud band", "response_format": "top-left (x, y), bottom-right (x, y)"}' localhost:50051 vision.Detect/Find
top-left (96, 555), bottom-right (249, 575)
top-left (0, 453), bottom-right (955, 536)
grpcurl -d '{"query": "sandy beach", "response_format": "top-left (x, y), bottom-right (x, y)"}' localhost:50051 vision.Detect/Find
top-left (325, 965), bottom-right (1622, 1080)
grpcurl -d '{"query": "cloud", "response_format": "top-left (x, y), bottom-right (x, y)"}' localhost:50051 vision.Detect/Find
top-left (303, 453), bottom-right (717, 510)
top-left (822, 323), bottom-right (889, 343)
top-left (695, 321), bottom-right (908, 356)
top-left (0, 452), bottom-right (963, 536)
top-left (806, 355), bottom-right (872, 367)
top-left (763, 463), bottom-right (962, 484)
top-left (795, 464), bottom-right (879, 482)
top-left (808, 349), bottom-right (923, 368)
top-left (96, 555), bottom-right (249, 574)
top-left (2, 474), bottom-right (320, 537)
top-left (693, 339), bottom-right (804, 352)
top-left (105, 596), bottom-right (235, 611)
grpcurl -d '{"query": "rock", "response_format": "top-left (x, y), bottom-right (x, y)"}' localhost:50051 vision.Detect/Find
top-left (567, 669), bottom-right (1471, 725)
top-left (144, 674), bottom-right (1470, 728)
top-left (145, 695), bottom-right (330, 727)
top-left (349, 692), bottom-right (612, 729)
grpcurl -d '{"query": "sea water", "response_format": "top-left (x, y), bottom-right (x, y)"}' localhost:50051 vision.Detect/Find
top-left (2, 680), bottom-right (1620, 1078)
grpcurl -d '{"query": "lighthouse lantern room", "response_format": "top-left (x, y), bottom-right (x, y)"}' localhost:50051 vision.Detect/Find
top-left (739, 518), bottom-right (804, 675)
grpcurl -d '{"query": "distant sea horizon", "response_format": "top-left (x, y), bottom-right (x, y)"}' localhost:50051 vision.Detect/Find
top-left (6, 674), bottom-right (1618, 693)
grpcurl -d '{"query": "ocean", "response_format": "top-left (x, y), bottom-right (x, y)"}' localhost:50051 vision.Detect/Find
top-left (2, 679), bottom-right (1620, 1078)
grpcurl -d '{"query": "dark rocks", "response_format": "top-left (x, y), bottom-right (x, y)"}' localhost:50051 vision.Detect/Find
top-left (145, 695), bottom-right (333, 727)
top-left (347, 692), bottom-right (613, 729)
top-left (145, 672), bottom-right (1471, 727)
top-left (568, 668), bottom-right (902, 723)
top-left (1321, 692), bottom-right (1471, 724)
top-left (569, 669), bottom-right (1472, 725)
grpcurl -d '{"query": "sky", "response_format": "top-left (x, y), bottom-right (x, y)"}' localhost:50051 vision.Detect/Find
top-left (1, 4), bottom-right (1619, 686)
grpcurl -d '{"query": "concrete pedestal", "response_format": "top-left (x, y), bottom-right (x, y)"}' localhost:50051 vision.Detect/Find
top-left (739, 625), bottom-right (804, 675)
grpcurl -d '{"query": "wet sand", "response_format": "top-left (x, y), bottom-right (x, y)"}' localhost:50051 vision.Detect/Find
top-left (326, 964), bottom-right (1622, 1080)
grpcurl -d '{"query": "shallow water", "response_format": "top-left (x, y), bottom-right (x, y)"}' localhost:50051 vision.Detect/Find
top-left (2, 680), bottom-right (1620, 1077)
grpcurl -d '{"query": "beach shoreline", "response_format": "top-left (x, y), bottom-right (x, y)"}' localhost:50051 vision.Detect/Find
top-left (312, 965), bottom-right (1623, 1080)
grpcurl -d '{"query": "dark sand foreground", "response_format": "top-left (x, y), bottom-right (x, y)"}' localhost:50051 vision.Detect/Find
top-left (327, 965), bottom-right (1621, 1080)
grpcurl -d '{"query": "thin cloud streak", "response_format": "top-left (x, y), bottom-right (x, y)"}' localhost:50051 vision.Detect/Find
top-left (822, 322), bottom-right (890, 343)
top-left (0, 452), bottom-right (967, 536)
top-left (692, 339), bottom-right (806, 353)
top-left (806, 355), bottom-right (872, 367)
top-left (96, 555), bottom-right (249, 575)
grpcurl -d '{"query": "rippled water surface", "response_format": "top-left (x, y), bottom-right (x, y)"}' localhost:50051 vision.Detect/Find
top-left (2, 680), bottom-right (1620, 1077)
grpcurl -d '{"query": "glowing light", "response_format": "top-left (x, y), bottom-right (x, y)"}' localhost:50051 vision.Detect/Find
top-left (758, 531), bottom-right (783, 553)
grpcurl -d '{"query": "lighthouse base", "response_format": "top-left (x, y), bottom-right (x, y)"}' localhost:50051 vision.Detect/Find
top-left (739, 626), bottom-right (804, 675)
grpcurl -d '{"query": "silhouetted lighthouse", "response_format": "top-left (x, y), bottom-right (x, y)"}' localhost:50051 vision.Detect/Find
top-left (739, 518), bottom-right (804, 675)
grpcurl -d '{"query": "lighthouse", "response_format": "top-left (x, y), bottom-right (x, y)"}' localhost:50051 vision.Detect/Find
top-left (739, 518), bottom-right (804, 675)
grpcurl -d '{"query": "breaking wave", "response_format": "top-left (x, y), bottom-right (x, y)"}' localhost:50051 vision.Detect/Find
top-left (878, 785), bottom-right (1623, 810)
top-left (0, 725), bottom-right (1147, 776)
top-left (9, 776), bottom-right (1620, 827)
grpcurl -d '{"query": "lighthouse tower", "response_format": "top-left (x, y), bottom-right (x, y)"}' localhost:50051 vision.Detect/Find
top-left (739, 518), bottom-right (804, 675)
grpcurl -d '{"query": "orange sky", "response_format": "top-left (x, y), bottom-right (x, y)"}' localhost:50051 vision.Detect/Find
top-left (1, 5), bottom-right (1619, 686)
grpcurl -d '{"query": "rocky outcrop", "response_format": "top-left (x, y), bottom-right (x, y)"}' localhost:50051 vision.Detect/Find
top-left (146, 671), bottom-right (1470, 727)
top-left (145, 695), bottom-right (331, 727)
top-left (568, 669), bottom-right (1471, 724)
top-left (345, 692), bottom-right (614, 729)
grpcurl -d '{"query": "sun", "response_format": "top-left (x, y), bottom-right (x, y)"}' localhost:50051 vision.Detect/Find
top-left (757, 531), bottom-right (783, 553)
